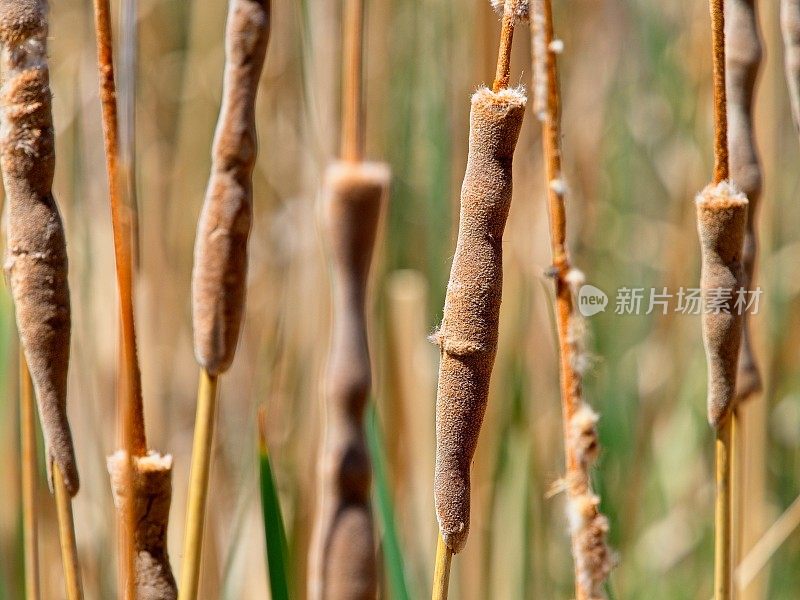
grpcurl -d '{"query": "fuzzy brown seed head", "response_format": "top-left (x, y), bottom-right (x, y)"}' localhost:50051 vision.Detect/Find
top-left (308, 162), bottom-right (389, 599)
top-left (696, 182), bottom-right (748, 427)
top-left (108, 451), bottom-right (177, 600)
top-left (1, 0), bottom-right (77, 496)
top-left (434, 86), bottom-right (525, 553)
top-left (490, 0), bottom-right (530, 22)
top-left (192, 0), bottom-right (270, 375)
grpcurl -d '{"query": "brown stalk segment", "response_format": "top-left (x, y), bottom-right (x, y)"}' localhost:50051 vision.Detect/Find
top-left (530, 0), bottom-right (614, 596)
top-left (725, 0), bottom-right (762, 402)
top-left (0, 0), bottom-right (78, 496)
top-left (782, 0), bottom-right (800, 137)
top-left (432, 87), bottom-right (525, 554)
top-left (108, 452), bottom-right (178, 600)
top-left (308, 162), bottom-right (389, 599)
top-left (193, 0), bottom-right (270, 375)
top-left (710, 0), bottom-right (730, 183)
top-left (696, 183), bottom-right (748, 427)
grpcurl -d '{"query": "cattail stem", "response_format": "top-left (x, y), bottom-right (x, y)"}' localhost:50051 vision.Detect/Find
top-left (715, 418), bottom-right (733, 599)
top-left (93, 0), bottom-right (147, 457)
top-left (531, 0), bottom-right (613, 596)
top-left (54, 465), bottom-right (84, 600)
top-left (341, 0), bottom-right (364, 161)
top-left (781, 0), bottom-right (800, 138)
top-left (179, 369), bottom-right (219, 600)
top-left (493, 0), bottom-right (517, 91)
top-left (710, 0), bottom-right (729, 183)
top-left (431, 533), bottom-right (453, 600)
top-left (20, 351), bottom-right (40, 600)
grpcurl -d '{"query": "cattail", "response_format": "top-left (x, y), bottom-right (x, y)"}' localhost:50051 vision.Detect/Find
top-left (108, 451), bottom-right (177, 600)
top-left (696, 183), bottom-right (748, 427)
top-left (182, 1), bottom-right (270, 598)
top-left (308, 162), bottom-right (389, 599)
top-left (0, 0), bottom-right (78, 496)
top-left (725, 0), bottom-right (762, 402)
top-left (529, 0), bottom-right (614, 597)
top-left (432, 85), bottom-right (525, 555)
top-left (192, 0), bottom-right (270, 375)
top-left (782, 0), bottom-right (800, 136)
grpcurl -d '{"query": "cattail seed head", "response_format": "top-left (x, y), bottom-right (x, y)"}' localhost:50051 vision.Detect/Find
top-left (308, 161), bottom-right (389, 599)
top-left (1, 0), bottom-right (78, 496)
top-left (192, 0), bottom-right (269, 375)
top-left (696, 181), bottom-right (748, 427)
top-left (434, 86), bottom-right (526, 553)
top-left (108, 451), bottom-right (177, 600)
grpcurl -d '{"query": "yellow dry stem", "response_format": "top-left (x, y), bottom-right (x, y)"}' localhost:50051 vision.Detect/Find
top-left (308, 161), bottom-right (389, 599)
top-left (0, 0), bottom-right (78, 496)
top-left (192, 0), bottom-right (270, 375)
top-left (432, 86), bottom-right (525, 554)
top-left (696, 182), bottom-right (748, 427)
top-left (108, 451), bottom-right (178, 600)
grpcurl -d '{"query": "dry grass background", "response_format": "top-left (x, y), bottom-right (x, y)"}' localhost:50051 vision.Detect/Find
top-left (1, 0), bottom-right (800, 598)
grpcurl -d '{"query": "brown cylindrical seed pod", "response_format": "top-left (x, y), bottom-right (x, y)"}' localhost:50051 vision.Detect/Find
top-left (308, 161), bottom-right (389, 599)
top-left (108, 451), bottom-right (177, 600)
top-left (432, 86), bottom-right (526, 554)
top-left (192, 0), bottom-right (270, 375)
top-left (726, 0), bottom-right (763, 402)
top-left (0, 0), bottom-right (78, 496)
top-left (696, 182), bottom-right (748, 427)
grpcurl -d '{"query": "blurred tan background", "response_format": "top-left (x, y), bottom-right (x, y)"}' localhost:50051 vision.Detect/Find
top-left (1, 0), bottom-right (799, 598)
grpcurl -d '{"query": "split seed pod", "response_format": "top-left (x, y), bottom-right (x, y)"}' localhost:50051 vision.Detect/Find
top-left (433, 86), bottom-right (526, 553)
top-left (308, 161), bottom-right (389, 600)
top-left (108, 452), bottom-right (177, 600)
top-left (0, 0), bottom-right (78, 495)
top-left (726, 0), bottom-right (762, 401)
top-left (696, 182), bottom-right (748, 427)
top-left (192, 0), bottom-right (270, 375)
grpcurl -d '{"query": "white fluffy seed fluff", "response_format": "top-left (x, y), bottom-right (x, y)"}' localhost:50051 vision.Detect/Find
top-left (549, 39), bottom-right (564, 54)
top-left (490, 0), bottom-right (530, 21)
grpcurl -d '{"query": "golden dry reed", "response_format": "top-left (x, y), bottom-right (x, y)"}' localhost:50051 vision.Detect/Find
top-left (530, 0), bottom-right (613, 597)
top-left (108, 452), bottom-right (177, 600)
top-left (782, 0), bottom-right (800, 136)
top-left (308, 163), bottom-right (389, 599)
top-left (0, 0), bottom-right (78, 497)
top-left (192, 0), bottom-right (270, 376)
top-left (725, 0), bottom-right (762, 402)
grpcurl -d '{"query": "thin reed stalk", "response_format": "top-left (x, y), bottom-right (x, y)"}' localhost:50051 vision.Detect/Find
top-left (341, 0), bottom-right (364, 161)
top-left (431, 534), bottom-right (452, 600)
top-left (19, 351), bottom-right (40, 600)
top-left (54, 465), bottom-right (84, 600)
top-left (781, 0), bottom-right (800, 137)
top-left (430, 7), bottom-right (527, 600)
top-left (179, 370), bottom-right (218, 600)
top-left (529, 1), bottom-right (613, 597)
top-left (184, 1), bottom-right (269, 597)
top-left (699, 2), bottom-right (748, 598)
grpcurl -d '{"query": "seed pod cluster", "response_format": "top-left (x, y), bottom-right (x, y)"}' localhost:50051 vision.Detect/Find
top-left (308, 161), bottom-right (389, 599)
top-left (192, 0), bottom-right (270, 375)
top-left (490, 0), bottom-right (530, 21)
top-left (432, 86), bottom-right (525, 554)
top-left (726, 0), bottom-right (762, 401)
top-left (108, 451), bottom-right (178, 600)
top-left (0, 0), bottom-right (78, 496)
top-left (696, 182), bottom-right (748, 427)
